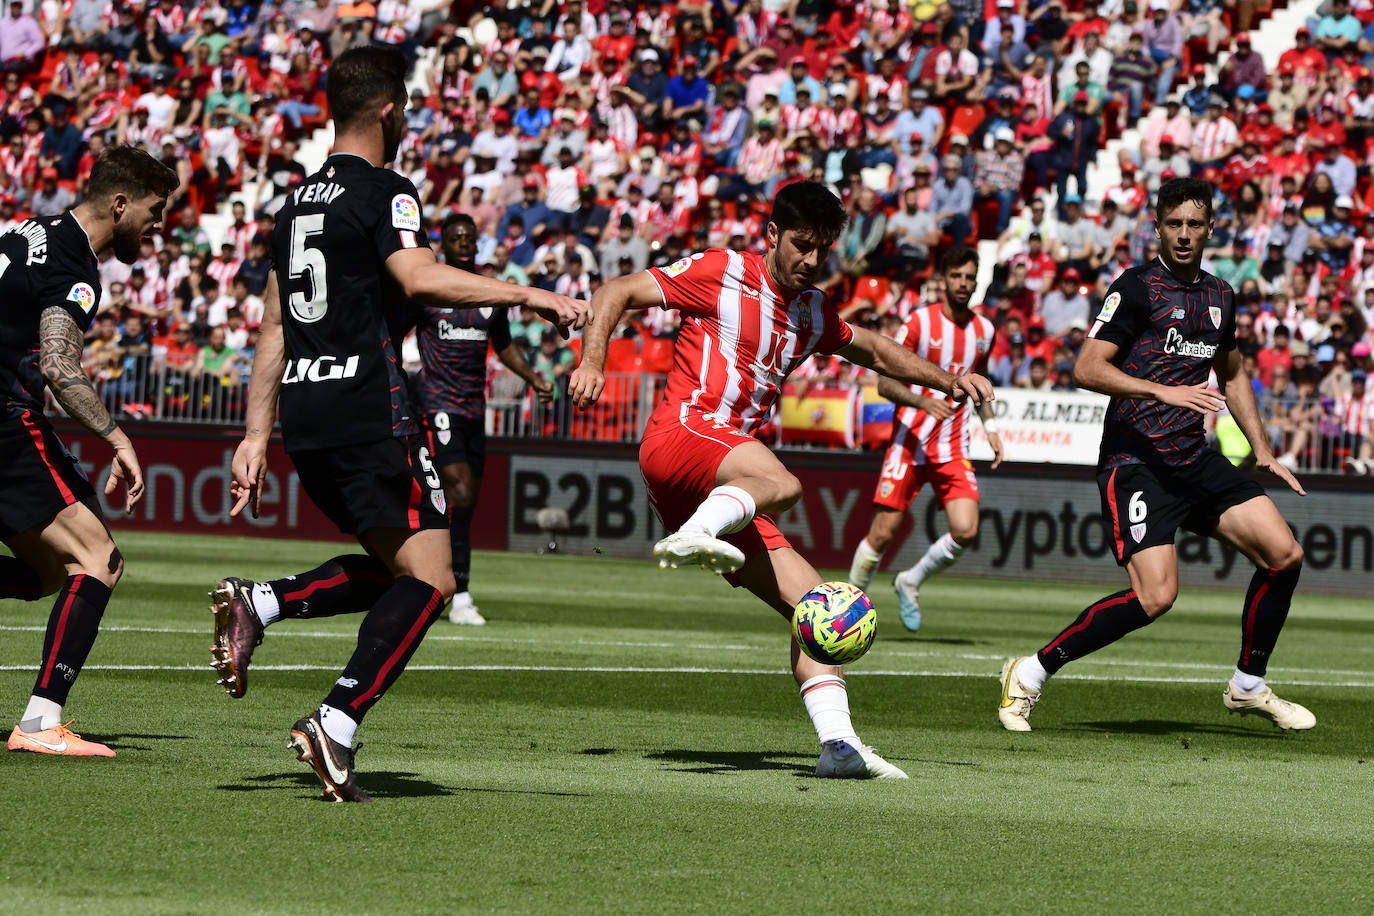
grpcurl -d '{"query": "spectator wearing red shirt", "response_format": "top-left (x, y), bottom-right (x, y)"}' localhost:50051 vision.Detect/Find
top-left (1222, 138), bottom-right (1271, 196)
top-left (1279, 28), bottom-right (1326, 90)
top-left (1240, 103), bottom-right (1285, 149)
top-left (1064, 0), bottom-right (1109, 46)
top-left (592, 15), bottom-right (634, 69)
top-left (1257, 325), bottom-right (1295, 387)
top-left (1304, 106), bottom-right (1347, 159)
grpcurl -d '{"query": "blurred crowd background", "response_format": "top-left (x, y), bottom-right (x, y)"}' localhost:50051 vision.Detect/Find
top-left (2, 0), bottom-right (1364, 472)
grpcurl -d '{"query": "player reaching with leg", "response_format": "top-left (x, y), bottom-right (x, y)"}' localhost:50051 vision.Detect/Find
top-left (211, 47), bottom-right (588, 802)
top-left (1, 147), bottom-right (177, 757)
top-left (998, 177), bottom-right (1313, 732)
top-left (568, 181), bottom-right (993, 778)
top-left (847, 247), bottom-right (1002, 630)
top-left (413, 212), bottom-right (554, 626)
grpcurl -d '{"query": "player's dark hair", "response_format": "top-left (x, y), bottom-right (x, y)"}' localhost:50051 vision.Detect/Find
top-left (327, 46), bottom-right (408, 134)
top-left (85, 145), bottom-right (179, 204)
top-left (442, 212), bottom-right (476, 234)
top-left (769, 180), bottom-right (847, 245)
top-left (940, 245), bottom-right (979, 275)
top-left (1155, 177), bottom-right (1214, 220)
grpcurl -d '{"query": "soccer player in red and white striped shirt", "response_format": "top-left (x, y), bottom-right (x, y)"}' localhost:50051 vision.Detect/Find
top-left (848, 248), bottom-right (1002, 630)
top-left (569, 182), bottom-right (993, 779)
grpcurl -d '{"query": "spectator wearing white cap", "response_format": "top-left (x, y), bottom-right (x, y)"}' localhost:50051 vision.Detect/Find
top-left (982, 0), bottom-right (1027, 60)
top-left (975, 127), bottom-right (1024, 234)
top-left (623, 48), bottom-right (668, 132)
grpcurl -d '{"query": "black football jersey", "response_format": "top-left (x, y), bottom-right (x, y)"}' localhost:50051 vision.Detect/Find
top-left (1089, 259), bottom-right (1236, 469)
top-left (413, 298), bottom-right (511, 419)
top-left (272, 152), bottom-right (428, 451)
top-left (0, 211), bottom-right (101, 412)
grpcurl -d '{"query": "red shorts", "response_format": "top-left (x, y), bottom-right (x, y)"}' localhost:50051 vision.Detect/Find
top-left (640, 410), bottom-right (790, 581)
top-left (873, 448), bottom-right (980, 512)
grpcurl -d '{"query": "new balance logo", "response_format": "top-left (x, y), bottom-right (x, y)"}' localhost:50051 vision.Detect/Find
top-left (336, 676), bottom-right (359, 688)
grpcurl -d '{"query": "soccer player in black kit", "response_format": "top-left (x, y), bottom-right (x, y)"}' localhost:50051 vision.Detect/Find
top-left (210, 47), bottom-right (588, 802)
top-left (1, 147), bottom-right (177, 757)
top-left (414, 212), bottom-right (552, 626)
top-left (999, 178), bottom-right (1314, 732)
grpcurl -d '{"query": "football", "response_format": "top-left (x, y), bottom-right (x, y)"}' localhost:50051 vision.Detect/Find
top-left (792, 582), bottom-right (877, 665)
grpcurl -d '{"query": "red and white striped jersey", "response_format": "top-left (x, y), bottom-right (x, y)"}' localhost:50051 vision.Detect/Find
top-left (222, 219), bottom-right (255, 261)
top-left (888, 303), bottom-right (994, 465)
top-left (814, 107), bottom-right (860, 149)
top-left (206, 255), bottom-right (242, 294)
top-left (782, 102), bottom-right (821, 136)
top-left (647, 248), bottom-right (855, 436)
top-left (1020, 72), bottom-right (1053, 122)
top-left (1337, 387), bottom-right (1374, 436)
top-left (1192, 116), bottom-right (1237, 162)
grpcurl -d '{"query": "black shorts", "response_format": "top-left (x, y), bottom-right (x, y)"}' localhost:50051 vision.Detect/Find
top-left (1097, 449), bottom-right (1266, 565)
top-left (0, 407), bottom-right (96, 540)
top-left (290, 435), bottom-right (448, 537)
top-left (422, 409), bottom-right (485, 476)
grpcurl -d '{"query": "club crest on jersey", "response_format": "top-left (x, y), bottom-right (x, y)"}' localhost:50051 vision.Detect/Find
top-left (975, 337), bottom-right (988, 354)
top-left (391, 194), bottom-right (421, 231)
top-left (1130, 522), bottom-right (1147, 543)
top-left (431, 490), bottom-right (446, 514)
top-left (1208, 306), bottom-right (1222, 328)
top-left (879, 480), bottom-right (894, 498)
top-left (1097, 291), bottom-right (1122, 323)
top-left (67, 282), bottom-right (96, 314)
top-left (437, 429), bottom-right (451, 445)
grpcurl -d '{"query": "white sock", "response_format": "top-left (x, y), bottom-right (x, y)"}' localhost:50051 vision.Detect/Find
top-left (905, 533), bottom-right (965, 589)
top-left (318, 703), bottom-right (358, 747)
top-left (1231, 668), bottom-right (1265, 695)
top-left (848, 538), bottom-right (884, 590)
top-left (799, 674), bottom-right (860, 745)
top-left (453, 590), bottom-right (471, 605)
top-left (251, 582), bottom-right (281, 627)
top-left (679, 485), bottom-right (756, 537)
top-left (19, 696), bottom-right (61, 732)
top-left (1015, 655), bottom-right (1049, 693)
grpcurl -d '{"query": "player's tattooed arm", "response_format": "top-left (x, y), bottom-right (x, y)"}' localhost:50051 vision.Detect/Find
top-left (38, 305), bottom-right (119, 440)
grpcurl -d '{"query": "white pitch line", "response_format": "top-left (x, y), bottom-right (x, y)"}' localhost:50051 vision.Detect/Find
top-left (0, 663), bottom-right (1370, 688)
top-left (1, 624), bottom-right (1365, 679)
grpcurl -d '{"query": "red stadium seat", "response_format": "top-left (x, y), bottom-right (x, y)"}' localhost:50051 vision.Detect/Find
top-left (604, 336), bottom-right (639, 374)
top-left (947, 105), bottom-right (985, 149)
top-left (641, 337), bottom-right (675, 374)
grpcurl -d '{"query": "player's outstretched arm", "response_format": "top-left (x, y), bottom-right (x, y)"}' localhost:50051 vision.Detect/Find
top-left (385, 247), bottom-right (590, 334)
top-left (497, 340), bottom-right (554, 403)
top-left (232, 274), bottom-right (286, 518)
top-left (875, 375), bottom-right (955, 418)
top-left (567, 270), bottom-right (663, 410)
top-left (1214, 346), bottom-right (1306, 496)
top-left (38, 305), bottom-right (144, 512)
top-left (1074, 338), bottom-right (1224, 414)
top-left (842, 326), bottom-right (993, 406)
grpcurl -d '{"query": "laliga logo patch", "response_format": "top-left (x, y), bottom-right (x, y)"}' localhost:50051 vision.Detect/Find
top-left (391, 193), bottom-right (421, 231)
top-left (1097, 291), bottom-right (1122, 323)
top-left (67, 282), bottom-right (96, 315)
top-left (661, 252), bottom-right (704, 278)
top-left (1208, 306), bottom-right (1222, 329)
top-left (1130, 522), bottom-right (1147, 543)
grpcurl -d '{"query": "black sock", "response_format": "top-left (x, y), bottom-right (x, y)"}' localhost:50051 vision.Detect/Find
top-left (1037, 589), bottom-right (1154, 675)
top-left (449, 504), bottom-right (473, 594)
top-left (0, 555), bottom-right (44, 600)
top-left (322, 576), bottom-right (444, 722)
top-left (1237, 566), bottom-right (1301, 677)
top-left (32, 575), bottom-right (111, 705)
top-left (268, 555), bottom-right (394, 620)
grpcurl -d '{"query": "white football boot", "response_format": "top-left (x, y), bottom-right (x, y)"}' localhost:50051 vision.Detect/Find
top-left (815, 739), bottom-right (909, 779)
top-left (448, 592), bottom-right (486, 626)
top-left (653, 530), bottom-right (746, 574)
top-left (1222, 683), bottom-right (1315, 730)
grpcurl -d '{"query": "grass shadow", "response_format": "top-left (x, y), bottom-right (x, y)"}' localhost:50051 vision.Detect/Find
top-left (646, 749), bottom-right (815, 776)
top-left (218, 770), bottom-right (457, 799)
top-left (1067, 719), bottom-right (1287, 739)
top-left (83, 733), bottom-right (193, 752)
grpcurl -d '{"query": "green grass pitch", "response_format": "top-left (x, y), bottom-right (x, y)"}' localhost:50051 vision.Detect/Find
top-left (1, 531), bottom-right (1371, 913)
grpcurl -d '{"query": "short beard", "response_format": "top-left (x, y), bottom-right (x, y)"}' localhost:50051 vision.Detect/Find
top-left (112, 224), bottom-right (143, 264)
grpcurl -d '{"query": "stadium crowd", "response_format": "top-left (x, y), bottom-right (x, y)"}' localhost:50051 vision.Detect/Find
top-left (0, 0), bottom-right (1360, 472)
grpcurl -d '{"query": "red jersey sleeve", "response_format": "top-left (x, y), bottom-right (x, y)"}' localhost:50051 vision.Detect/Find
top-left (813, 304), bottom-right (856, 354)
top-left (647, 248), bottom-right (730, 317)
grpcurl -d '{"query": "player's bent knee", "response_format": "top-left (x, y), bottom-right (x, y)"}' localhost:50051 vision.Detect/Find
top-left (1276, 541), bottom-right (1304, 571)
top-left (774, 472), bottom-right (803, 509)
top-left (1138, 586), bottom-right (1176, 618)
top-left (949, 522), bottom-right (978, 545)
